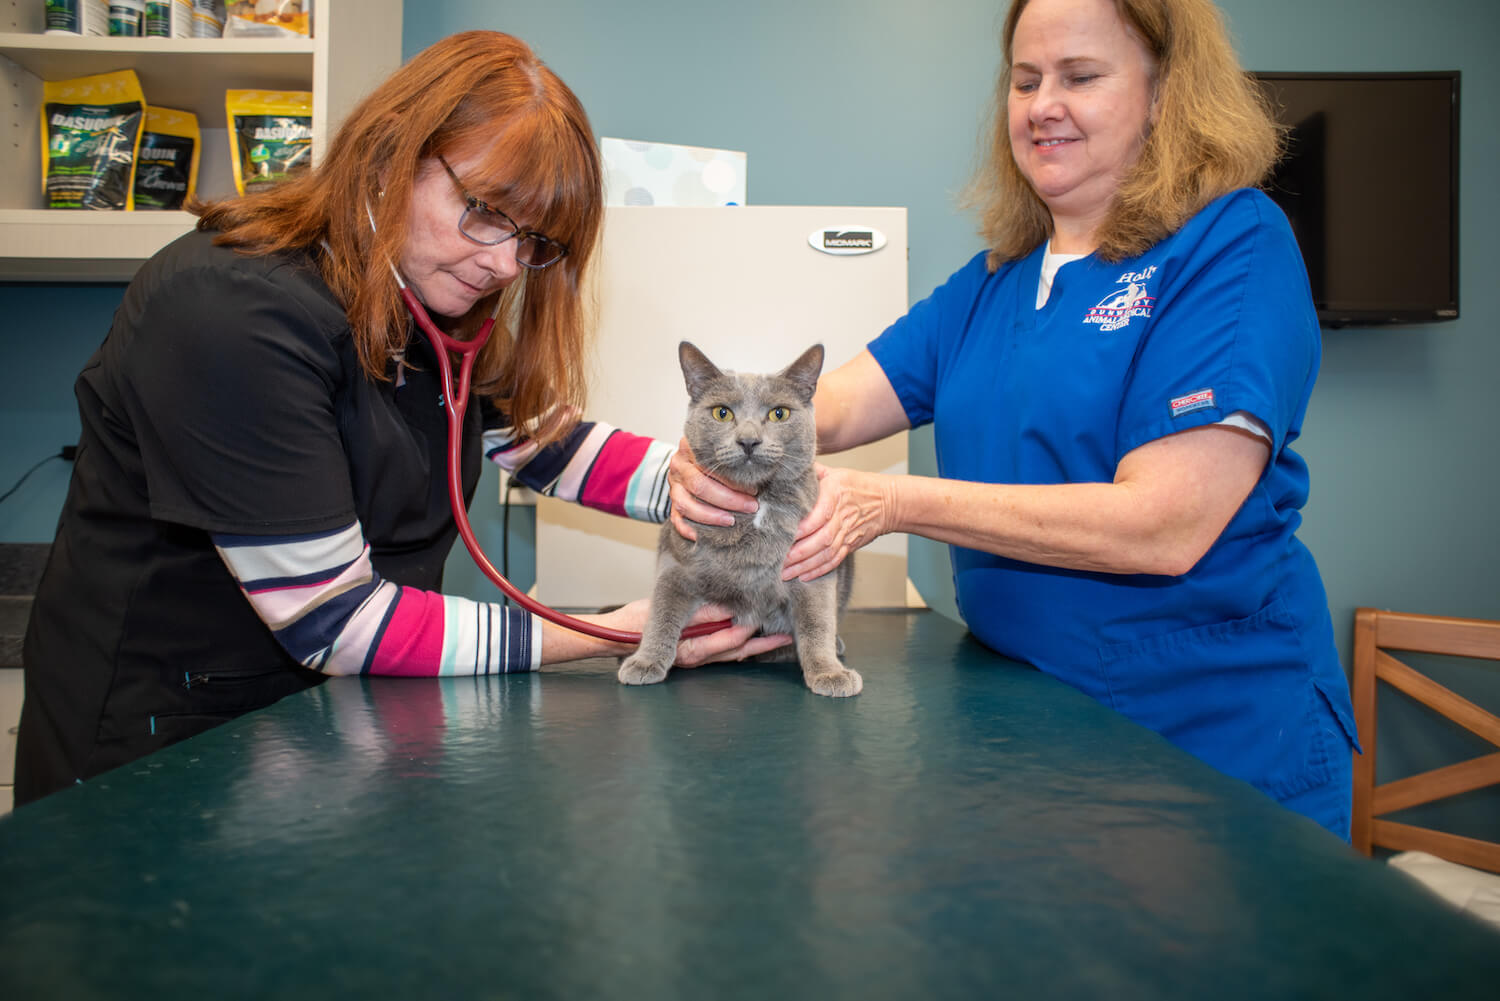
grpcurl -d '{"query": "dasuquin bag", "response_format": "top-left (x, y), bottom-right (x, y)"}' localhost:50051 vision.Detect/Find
top-left (226, 89), bottom-right (313, 195)
top-left (133, 106), bottom-right (200, 209)
top-left (41, 69), bottom-right (146, 210)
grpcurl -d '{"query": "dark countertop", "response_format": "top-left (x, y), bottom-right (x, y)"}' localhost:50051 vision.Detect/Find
top-left (1, 610), bottom-right (1496, 1000)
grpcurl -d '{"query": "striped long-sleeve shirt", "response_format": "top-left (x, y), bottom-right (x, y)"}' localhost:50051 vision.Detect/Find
top-left (214, 421), bottom-right (673, 677)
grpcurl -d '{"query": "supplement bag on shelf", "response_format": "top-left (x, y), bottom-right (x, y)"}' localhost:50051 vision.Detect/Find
top-left (223, 0), bottom-right (313, 38)
top-left (40, 69), bottom-right (147, 210)
top-left (133, 106), bottom-right (200, 210)
top-left (226, 89), bottom-right (313, 195)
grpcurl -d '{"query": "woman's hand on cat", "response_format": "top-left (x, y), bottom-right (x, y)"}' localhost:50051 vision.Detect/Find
top-left (675, 603), bottom-right (793, 666)
top-left (604, 599), bottom-right (792, 666)
top-left (783, 464), bottom-right (890, 582)
top-left (667, 437), bottom-right (758, 540)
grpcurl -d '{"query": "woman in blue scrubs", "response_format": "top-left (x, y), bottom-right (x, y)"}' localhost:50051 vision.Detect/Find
top-left (671, 0), bottom-right (1359, 838)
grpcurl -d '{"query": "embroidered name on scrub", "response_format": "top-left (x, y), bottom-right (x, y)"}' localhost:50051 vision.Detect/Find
top-left (1085, 265), bottom-right (1158, 332)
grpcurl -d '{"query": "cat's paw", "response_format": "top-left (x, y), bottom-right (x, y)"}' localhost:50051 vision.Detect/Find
top-left (805, 666), bottom-right (862, 698)
top-left (618, 654), bottom-right (671, 686)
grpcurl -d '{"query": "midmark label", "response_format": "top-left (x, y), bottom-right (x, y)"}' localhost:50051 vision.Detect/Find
top-left (808, 225), bottom-right (888, 256)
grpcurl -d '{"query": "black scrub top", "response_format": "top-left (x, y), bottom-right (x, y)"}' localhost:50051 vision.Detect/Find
top-left (17, 228), bottom-right (483, 802)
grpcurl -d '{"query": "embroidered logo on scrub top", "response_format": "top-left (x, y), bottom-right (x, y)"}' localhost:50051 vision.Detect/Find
top-left (1170, 388), bottom-right (1216, 417)
top-left (1085, 265), bottom-right (1157, 332)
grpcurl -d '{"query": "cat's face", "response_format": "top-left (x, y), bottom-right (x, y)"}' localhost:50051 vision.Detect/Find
top-left (679, 342), bottom-right (823, 490)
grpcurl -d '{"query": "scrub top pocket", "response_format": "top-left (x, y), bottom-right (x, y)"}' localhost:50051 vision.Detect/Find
top-left (1098, 597), bottom-right (1351, 800)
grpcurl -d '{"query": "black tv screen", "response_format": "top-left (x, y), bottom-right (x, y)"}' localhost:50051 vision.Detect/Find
top-left (1251, 71), bottom-right (1460, 328)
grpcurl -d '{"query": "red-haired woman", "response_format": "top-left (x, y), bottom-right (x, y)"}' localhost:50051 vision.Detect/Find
top-left (16, 31), bottom-right (781, 805)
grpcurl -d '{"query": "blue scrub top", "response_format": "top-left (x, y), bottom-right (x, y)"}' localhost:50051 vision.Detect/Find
top-left (870, 189), bottom-right (1357, 805)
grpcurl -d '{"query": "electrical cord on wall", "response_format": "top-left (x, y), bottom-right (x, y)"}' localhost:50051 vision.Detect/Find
top-left (0, 445), bottom-right (77, 506)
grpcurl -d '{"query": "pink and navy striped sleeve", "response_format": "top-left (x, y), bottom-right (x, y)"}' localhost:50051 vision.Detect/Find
top-left (212, 522), bottom-right (539, 676)
top-left (213, 415), bottom-right (669, 674)
top-left (483, 418), bottom-right (674, 522)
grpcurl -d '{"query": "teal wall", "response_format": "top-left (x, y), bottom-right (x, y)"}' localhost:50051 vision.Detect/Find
top-left (9, 0), bottom-right (1496, 631)
top-left (1, 284), bottom-right (123, 538)
top-left (3, 2), bottom-right (1496, 828)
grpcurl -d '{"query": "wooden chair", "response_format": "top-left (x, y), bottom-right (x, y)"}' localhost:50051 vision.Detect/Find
top-left (1351, 607), bottom-right (1500, 873)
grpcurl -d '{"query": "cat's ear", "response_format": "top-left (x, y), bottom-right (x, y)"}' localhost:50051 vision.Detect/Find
top-left (678, 341), bottom-right (723, 398)
top-left (779, 344), bottom-right (825, 401)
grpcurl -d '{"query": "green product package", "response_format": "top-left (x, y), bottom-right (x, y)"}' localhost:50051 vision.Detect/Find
top-left (226, 89), bottom-right (313, 195)
top-left (40, 69), bottom-right (147, 210)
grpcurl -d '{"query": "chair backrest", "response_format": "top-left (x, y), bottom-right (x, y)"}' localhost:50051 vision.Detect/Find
top-left (1351, 607), bottom-right (1500, 873)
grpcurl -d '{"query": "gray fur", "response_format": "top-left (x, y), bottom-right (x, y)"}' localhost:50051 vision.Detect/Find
top-left (618, 341), bottom-right (861, 697)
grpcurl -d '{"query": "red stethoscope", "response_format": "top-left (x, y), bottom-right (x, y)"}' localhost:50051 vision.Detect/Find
top-left (394, 274), bottom-right (729, 645)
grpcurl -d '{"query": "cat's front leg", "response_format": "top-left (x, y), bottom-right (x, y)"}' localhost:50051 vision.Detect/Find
top-left (792, 576), bottom-right (862, 698)
top-left (618, 570), bottom-right (699, 686)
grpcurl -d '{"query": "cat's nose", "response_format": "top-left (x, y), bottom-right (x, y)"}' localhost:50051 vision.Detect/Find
top-left (739, 441), bottom-right (758, 457)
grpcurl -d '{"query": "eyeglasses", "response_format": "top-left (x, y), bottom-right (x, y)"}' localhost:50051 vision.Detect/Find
top-left (436, 155), bottom-right (569, 270)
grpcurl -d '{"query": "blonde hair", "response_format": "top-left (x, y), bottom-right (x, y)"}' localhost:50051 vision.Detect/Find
top-left (194, 31), bottom-right (602, 444)
top-left (966, 0), bottom-right (1283, 265)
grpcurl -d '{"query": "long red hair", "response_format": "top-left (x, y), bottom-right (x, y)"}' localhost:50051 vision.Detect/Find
top-left (194, 30), bottom-right (603, 444)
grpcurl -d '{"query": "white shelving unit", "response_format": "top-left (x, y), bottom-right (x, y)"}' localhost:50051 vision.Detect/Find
top-left (1, 0), bottom-right (403, 281)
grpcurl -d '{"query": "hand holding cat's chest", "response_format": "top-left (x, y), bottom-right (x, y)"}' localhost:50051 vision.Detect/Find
top-left (665, 484), bottom-right (805, 599)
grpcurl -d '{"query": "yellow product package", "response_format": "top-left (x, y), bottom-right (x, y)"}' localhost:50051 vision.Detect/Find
top-left (40, 69), bottom-right (147, 210)
top-left (225, 89), bottom-right (313, 195)
top-left (133, 106), bottom-right (201, 210)
top-left (223, 0), bottom-right (313, 38)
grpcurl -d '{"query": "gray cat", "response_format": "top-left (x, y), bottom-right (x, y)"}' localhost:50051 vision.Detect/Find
top-left (617, 341), bottom-right (861, 698)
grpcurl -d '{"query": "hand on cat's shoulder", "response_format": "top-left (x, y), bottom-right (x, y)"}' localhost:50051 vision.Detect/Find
top-left (782, 464), bottom-right (883, 582)
top-left (667, 436), bottom-right (759, 541)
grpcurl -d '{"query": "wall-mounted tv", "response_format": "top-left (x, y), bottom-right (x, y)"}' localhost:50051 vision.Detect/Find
top-left (1251, 71), bottom-right (1460, 328)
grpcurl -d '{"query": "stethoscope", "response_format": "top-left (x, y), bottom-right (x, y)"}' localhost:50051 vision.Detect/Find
top-left (384, 247), bottom-right (728, 645)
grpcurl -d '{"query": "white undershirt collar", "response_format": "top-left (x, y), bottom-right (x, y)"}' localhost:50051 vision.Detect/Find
top-left (1037, 239), bottom-right (1089, 309)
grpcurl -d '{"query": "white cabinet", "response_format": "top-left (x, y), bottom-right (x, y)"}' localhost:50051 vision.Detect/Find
top-left (0, 0), bottom-right (403, 281)
top-left (536, 206), bottom-right (913, 611)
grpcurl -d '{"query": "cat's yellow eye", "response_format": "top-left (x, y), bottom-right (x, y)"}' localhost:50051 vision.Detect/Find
top-left (712, 406), bottom-right (734, 422)
top-left (767, 406), bottom-right (791, 423)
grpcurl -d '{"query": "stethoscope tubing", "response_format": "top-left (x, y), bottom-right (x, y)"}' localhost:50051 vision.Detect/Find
top-left (399, 286), bottom-right (728, 646)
